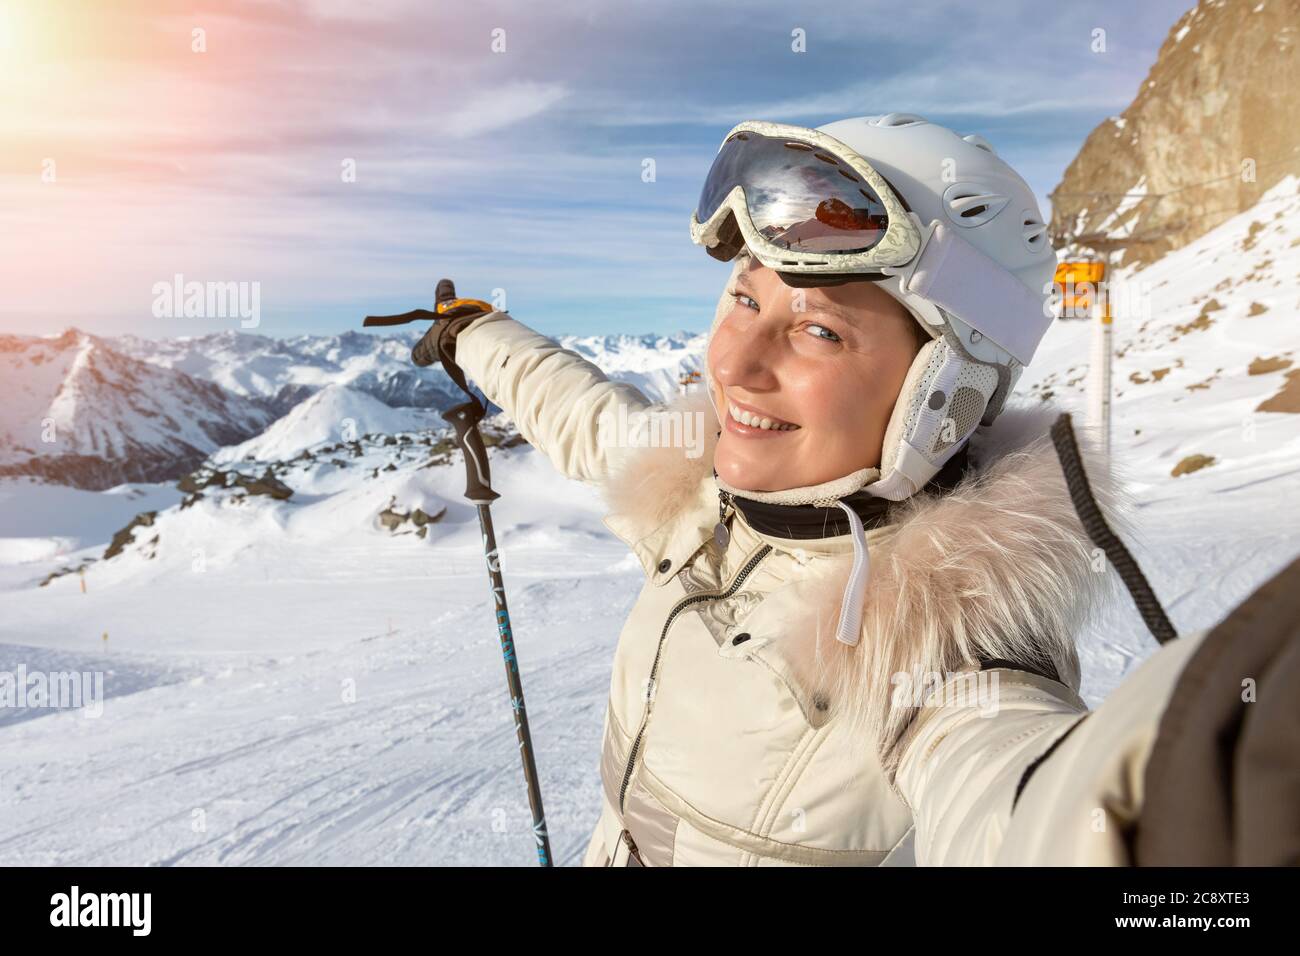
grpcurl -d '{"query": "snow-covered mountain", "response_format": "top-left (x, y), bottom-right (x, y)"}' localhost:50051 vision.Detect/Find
top-left (112, 326), bottom-right (706, 414)
top-left (1, 324), bottom-right (706, 490)
top-left (560, 331), bottom-right (706, 402)
top-left (1023, 174), bottom-right (1300, 482)
top-left (111, 328), bottom-right (467, 415)
top-left (0, 330), bottom-right (275, 489)
top-left (213, 385), bottom-right (444, 464)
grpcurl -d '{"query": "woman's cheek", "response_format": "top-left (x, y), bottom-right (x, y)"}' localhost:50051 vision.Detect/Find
top-left (782, 368), bottom-right (836, 429)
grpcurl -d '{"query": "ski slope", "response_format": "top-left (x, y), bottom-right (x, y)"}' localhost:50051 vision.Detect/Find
top-left (0, 444), bottom-right (638, 865)
top-left (0, 181), bottom-right (1297, 865)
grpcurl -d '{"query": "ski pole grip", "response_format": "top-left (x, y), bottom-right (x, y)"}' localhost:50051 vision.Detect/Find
top-left (442, 401), bottom-right (500, 503)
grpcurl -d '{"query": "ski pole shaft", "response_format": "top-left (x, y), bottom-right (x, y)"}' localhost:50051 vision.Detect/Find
top-left (368, 281), bottom-right (550, 865)
top-left (475, 501), bottom-right (552, 866)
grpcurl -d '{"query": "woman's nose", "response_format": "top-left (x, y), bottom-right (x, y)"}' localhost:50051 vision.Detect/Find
top-left (712, 325), bottom-right (781, 391)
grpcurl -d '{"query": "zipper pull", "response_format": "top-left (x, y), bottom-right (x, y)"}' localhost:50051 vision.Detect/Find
top-left (620, 829), bottom-right (645, 866)
top-left (714, 489), bottom-right (733, 549)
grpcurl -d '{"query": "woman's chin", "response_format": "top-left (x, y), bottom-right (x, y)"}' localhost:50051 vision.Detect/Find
top-left (716, 437), bottom-right (870, 493)
top-left (715, 450), bottom-right (795, 493)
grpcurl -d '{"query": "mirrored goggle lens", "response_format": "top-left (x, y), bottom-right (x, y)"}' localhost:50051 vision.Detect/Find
top-left (696, 131), bottom-right (891, 255)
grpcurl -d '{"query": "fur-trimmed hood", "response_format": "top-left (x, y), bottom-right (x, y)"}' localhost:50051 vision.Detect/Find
top-left (599, 388), bottom-right (1129, 772)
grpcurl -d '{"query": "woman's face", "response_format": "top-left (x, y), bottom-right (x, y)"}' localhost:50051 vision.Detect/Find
top-left (707, 260), bottom-right (924, 492)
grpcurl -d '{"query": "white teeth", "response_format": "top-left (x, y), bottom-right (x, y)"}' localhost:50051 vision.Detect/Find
top-left (728, 403), bottom-right (797, 431)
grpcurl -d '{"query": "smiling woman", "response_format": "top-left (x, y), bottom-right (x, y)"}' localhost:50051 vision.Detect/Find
top-left (424, 113), bottom-right (1198, 870)
top-left (708, 256), bottom-right (929, 492)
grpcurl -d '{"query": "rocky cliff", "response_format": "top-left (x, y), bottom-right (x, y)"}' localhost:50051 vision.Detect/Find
top-left (1050, 0), bottom-right (1300, 266)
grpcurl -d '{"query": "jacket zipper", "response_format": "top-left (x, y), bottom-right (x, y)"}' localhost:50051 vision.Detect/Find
top-left (616, 541), bottom-right (773, 813)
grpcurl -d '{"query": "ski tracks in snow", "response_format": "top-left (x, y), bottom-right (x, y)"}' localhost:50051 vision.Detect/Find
top-left (0, 565), bottom-right (636, 866)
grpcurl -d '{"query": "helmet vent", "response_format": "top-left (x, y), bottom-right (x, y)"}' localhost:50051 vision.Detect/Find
top-left (942, 183), bottom-right (1009, 227)
top-left (961, 133), bottom-right (997, 155)
top-left (1022, 216), bottom-right (1048, 249)
top-left (872, 112), bottom-right (926, 128)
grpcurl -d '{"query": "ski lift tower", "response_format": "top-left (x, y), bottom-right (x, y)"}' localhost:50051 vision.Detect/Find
top-left (1055, 201), bottom-right (1181, 474)
top-left (1053, 257), bottom-right (1111, 459)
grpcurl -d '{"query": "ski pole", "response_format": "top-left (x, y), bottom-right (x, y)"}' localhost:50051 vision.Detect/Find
top-left (364, 281), bottom-right (552, 867)
top-left (442, 399), bottom-right (553, 867)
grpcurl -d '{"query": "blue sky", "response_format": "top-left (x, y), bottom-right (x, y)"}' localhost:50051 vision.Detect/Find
top-left (0, 0), bottom-right (1194, 339)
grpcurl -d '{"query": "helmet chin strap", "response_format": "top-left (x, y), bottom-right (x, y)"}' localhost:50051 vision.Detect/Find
top-left (833, 501), bottom-right (869, 647)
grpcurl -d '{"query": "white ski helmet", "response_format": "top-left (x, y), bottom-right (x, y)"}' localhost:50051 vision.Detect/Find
top-left (692, 113), bottom-right (1057, 500)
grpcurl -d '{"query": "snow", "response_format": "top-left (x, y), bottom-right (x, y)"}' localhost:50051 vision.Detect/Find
top-left (0, 479), bottom-right (182, 556)
top-left (0, 182), bottom-right (1298, 865)
top-left (213, 385), bottom-right (440, 464)
top-left (1021, 174), bottom-right (1300, 696)
top-left (1093, 176), bottom-right (1147, 238)
top-left (562, 331), bottom-right (707, 400)
top-left (0, 439), bottom-right (625, 864)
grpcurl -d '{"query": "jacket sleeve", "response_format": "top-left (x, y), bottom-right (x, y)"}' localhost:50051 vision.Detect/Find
top-left (891, 669), bottom-right (1088, 866)
top-left (994, 631), bottom-right (1206, 865)
top-left (893, 633), bottom-right (1206, 866)
top-left (452, 312), bottom-right (655, 485)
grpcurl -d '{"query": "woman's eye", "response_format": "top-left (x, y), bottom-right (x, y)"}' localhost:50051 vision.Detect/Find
top-left (805, 324), bottom-right (842, 343)
top-left (733, 292), bottom-right (759, 311)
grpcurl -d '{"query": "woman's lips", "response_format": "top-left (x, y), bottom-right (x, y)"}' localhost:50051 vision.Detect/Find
top-left (725, 398), bottom-right (800, 438)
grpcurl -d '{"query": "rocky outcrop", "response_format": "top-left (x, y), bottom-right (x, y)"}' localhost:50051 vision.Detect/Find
top-left (104, 511), bottom-right (158, 560)
top-left (377, 496), bottom-right (447, 538)
top-left (0, 451), bottom-right (213, 489)
top-left (239, 470), bottom-right (293, 500)
top-left (177, 466), bottom-right (293, 499)
top-left (1050, 0), bottom-right (1300, 267)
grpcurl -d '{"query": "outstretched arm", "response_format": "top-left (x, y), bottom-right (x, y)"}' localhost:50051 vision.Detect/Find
top-left (892, 635), bottom-right (1202, 866)
top-left (453, 312), bottom-right (654, 485)
top-left (891, 668), bottom-right (1087, 866)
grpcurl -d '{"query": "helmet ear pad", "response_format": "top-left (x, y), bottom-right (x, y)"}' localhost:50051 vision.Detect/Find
top-left (871, 334), bottom-right (1000, 501)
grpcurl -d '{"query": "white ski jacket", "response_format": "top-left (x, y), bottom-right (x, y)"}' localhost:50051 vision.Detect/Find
top-left (453, 310), bottom-right (1205, 867)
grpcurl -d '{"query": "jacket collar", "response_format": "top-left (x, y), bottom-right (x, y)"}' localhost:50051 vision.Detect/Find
top-left (601, 466), bottom-right (720, 586)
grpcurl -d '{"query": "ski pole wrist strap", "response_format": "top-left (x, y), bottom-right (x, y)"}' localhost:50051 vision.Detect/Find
top-left (434, 312), bottom-right (490, 402)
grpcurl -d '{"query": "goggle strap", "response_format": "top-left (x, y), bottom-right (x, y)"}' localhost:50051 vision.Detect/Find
top-left (903, 222), bottom-right (1044, 366)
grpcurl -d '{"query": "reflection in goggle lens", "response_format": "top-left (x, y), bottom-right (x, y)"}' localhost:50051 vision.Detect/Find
top-left (696, 132), bottom-right (889, 255)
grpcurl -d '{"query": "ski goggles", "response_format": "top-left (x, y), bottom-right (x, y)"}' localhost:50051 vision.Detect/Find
top-left (689, 121), bottom-right (922, 280)
top-left (689, 120), bottom-right (1053, 365)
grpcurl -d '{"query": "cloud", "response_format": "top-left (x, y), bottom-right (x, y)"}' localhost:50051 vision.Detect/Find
top-left (439, 81), bottom-right (570, 139)
top-left (0, 0), bottom-right (1196, 338)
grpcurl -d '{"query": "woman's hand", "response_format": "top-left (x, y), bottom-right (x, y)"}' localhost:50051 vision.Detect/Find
top-left (411, 279), bottom-right (496, 368)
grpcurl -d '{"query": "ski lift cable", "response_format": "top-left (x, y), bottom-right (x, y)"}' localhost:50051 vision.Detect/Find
top-left (1050, 149), bottom-right (1300, 201)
